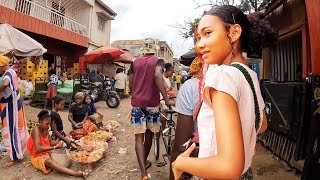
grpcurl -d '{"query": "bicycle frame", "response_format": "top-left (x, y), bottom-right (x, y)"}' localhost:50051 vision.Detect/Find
top-left (157, 111), bottom-right (176, 165)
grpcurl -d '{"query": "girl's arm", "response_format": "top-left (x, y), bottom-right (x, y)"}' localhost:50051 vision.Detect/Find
top-left (82, 112), bottom-right (88, 122)
top-left (258, 110), bottom-right (268, 134)
top-left (31, 128), bottom-right (55, 152)
top-left (68, 112), bottom-right (77, 128)
top-left (51, 120), bottom-right (71, 143)
top-left (174, 89), bottom-right (245, 179)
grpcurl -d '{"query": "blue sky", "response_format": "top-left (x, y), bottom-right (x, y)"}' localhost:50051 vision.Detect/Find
top-left (104, 0), bottom-right (211, 57)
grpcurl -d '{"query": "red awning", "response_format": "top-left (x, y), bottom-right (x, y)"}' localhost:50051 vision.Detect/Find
top-left (112, 50), bottom-right (135, 64)
top-left (84, 47), bottom-right (124, 64)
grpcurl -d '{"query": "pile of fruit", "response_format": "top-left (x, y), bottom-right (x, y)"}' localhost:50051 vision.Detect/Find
top-left (103, 120), bottom-right (120, 133)
top-left (69, 130), bottom-right (110, 164)
top-left (82, 131), bottom-right (113, 142)
top-left (71, 146), bottom-right (105, 164)
top-left (27, 120), bottom-right (38, 132)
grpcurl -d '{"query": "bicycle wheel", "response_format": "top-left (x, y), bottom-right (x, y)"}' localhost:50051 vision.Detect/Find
top-left (153, 133), bottom-right (160, 160)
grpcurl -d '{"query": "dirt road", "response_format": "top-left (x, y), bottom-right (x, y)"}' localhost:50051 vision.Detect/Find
top-left (0, 98), bottom-right (299, 180)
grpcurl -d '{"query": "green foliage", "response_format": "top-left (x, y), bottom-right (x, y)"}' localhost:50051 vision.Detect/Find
top-left (174, 0), bottom-right (271, 39)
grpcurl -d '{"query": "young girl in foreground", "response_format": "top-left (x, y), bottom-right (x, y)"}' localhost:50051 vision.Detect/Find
top-left (172, 5), bottom-right (276, 179)
top-left (51, 95), bottom-right (72, 143)
top-left (27, 110), bottom-right (88, 177)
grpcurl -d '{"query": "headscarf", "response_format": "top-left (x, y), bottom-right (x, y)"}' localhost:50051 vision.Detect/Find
top-left (0, 55), bottom-right (10, 66)
top-left (75, 92), bottom-right (84, 99)
top-left (83, 94), bottom-right (96, 116)
top-left (188, 57), bottom-right (202, 76)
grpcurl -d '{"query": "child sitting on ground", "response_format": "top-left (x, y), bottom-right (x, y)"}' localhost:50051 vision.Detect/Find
top-left (84, 94), bottom-right (103, 127)
top-left (27, 110), bottom-right (88, 177)
top-left (51, 95), bottom-right (72, 144)
top-left (68, 92), bottom-right (88, 129)
top-left (69, 92), bottom-right (98, 139)
top-left (84, 94), bottom-right (96, 116)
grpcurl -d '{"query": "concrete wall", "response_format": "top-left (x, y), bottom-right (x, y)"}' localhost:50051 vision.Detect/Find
top-left (89, 2), bottom-right (112, 48)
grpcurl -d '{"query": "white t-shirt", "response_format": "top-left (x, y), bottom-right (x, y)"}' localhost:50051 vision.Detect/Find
top-left (174, 78), bottom-right (200, 116)
top-left (114, 72), bottom-right (127, 89)
top-left (197, 63), bottom-right (265, 174)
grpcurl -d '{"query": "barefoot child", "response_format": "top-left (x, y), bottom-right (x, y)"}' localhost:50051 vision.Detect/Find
top-left (27, 110), bottom-right (88, 177)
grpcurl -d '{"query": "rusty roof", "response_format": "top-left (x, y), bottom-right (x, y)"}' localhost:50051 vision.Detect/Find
top-left (111, 40), bottom-right (144, 46)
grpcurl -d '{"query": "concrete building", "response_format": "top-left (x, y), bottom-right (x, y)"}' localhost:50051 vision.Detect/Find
top-left (0, 0), bottom-right (116, 74)
top-left (88, 0), bottom-right (116, 51)
top-left (111, 39), bottom-right (174, 64)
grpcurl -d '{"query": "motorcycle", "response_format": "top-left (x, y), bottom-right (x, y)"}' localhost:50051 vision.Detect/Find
top-left (81, 77), bottom-right (120, 108)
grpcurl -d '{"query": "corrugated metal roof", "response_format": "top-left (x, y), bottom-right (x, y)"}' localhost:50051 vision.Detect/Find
top-left (111, 40), bottom-right (144, 46)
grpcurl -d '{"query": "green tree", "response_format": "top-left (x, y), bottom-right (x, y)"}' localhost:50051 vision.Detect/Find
top-left (173, 0), bottom-right (271, 39)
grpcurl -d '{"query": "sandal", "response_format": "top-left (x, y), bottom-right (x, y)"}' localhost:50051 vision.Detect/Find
top-left (146, 160), bottom-right (152, 169)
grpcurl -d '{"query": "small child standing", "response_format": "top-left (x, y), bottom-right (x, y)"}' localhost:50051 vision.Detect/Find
top-left (45, 69), bottom-right (58, 110)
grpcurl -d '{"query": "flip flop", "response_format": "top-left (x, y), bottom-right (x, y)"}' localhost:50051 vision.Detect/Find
top-left (156, 161), bottom-right (166, 167)
top-left (146, 160), bottom-right (152, 169)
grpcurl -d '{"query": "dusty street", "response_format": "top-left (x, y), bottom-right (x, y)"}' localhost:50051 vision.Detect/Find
top-left (0, 98), bottom-right (299, 180)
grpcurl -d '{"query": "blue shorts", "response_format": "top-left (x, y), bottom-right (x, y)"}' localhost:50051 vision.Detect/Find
top-left (131, 106), bottom-right (161, 134)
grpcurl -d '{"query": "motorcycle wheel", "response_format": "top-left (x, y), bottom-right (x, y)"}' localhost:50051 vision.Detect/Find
top-left (106, 94), bottom-right (120, 108)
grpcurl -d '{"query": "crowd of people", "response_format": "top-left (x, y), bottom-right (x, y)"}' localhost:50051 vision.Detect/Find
top-left (0, 4), bottom-right (279, 180)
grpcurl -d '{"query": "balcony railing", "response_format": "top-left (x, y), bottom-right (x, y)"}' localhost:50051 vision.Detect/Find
top-left (0, 0), bottom-right (88, 36)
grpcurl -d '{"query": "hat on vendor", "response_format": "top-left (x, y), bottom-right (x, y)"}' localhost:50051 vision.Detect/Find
top-left (0, 54), bottom-right (11, 67)
top-left (140, 38), bottom-right (160, 55)
top-left (188, 57), bottom-right (202, 75)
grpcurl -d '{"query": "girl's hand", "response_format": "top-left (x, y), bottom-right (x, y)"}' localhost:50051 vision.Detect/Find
top-left (55, 141), bottom-right (64, 149)
top-left (172, 143), bottom-right (196, 179)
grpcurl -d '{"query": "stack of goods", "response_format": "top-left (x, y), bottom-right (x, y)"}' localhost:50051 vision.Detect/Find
top-left (103, 120), bottom-right (120, 133)
top-left (67, 63), bottom-right (79, 79)
top-left (69, 130), bottom-right (111, 164)
top-left (20, 58), bottom-right (48, 87)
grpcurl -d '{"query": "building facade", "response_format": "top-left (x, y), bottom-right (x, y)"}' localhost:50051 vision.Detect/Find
top-left (111, 39), bottom-right (174, 64)
top-left (0, 0), bottom-right (116, 74)
top-left (88, 0), bottom-right (116, 51)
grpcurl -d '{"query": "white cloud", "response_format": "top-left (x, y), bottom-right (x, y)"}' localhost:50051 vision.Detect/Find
top-left (103, 0), bottom-right (211, 57)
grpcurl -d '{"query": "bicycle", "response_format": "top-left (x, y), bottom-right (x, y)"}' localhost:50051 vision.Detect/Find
top-left (153, 107), bottom-right (177, 166)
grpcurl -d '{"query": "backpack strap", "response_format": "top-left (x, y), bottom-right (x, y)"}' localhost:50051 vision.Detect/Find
top-left (230, 63), bottom-right (261, 132)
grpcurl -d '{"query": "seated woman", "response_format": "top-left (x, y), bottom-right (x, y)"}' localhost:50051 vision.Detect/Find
top-left (51, 95), bottom-right (71, 144)
top-left (68, 92), bottom-right (88, 129)
top-left (27, 110), bottom-right (88, 177)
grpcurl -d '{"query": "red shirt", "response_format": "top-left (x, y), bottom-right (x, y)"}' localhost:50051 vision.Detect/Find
top-left (130, 55), bottom-right (164, 108)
